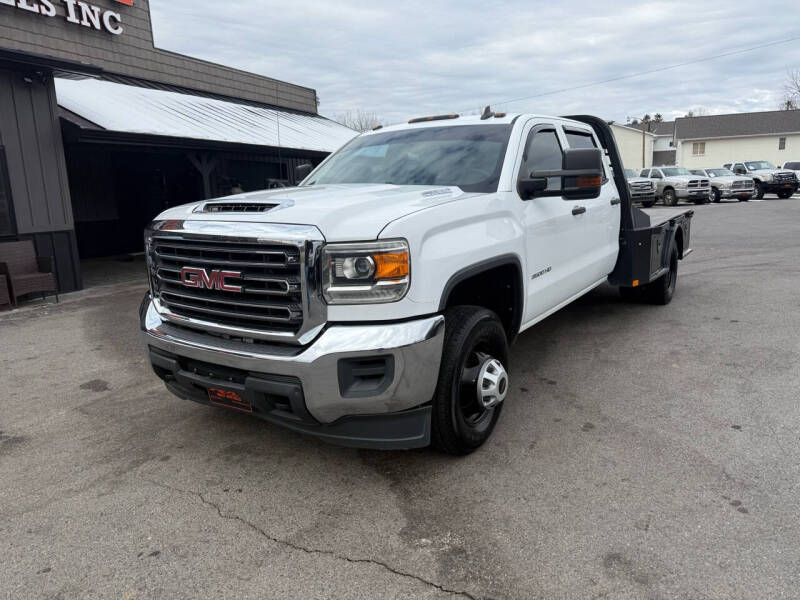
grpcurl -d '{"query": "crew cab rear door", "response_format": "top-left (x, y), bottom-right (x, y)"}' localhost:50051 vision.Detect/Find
top-left (515, 121), bottom-right (601, 323)
top-left (561, 125), bottom-right (620, 284)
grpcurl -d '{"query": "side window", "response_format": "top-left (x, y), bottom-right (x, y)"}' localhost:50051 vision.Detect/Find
top-left (564, 130), bottom-right (597, 149)
top-left (520, 128), bottom-right (563, 191)
top-left (651, 169), bottom-right (663, 179)
top-left (733, 163), bottom-right (746, 174)
top-left (640, 169), bottom-right (650, 177)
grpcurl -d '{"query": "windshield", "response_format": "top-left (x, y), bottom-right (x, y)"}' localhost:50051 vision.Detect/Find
top-left (784, 162), bottom-right (800, 170)
top-left (707, 168), bottom-right (734, 177)
top-left (305, 125), bottom-right (512, 193)
top-left (662, 167), bottom-right (692, 176)
top-left (624, 169), bottom-right (637, 178)
top-left (745, 161), bottom-right (775, 170)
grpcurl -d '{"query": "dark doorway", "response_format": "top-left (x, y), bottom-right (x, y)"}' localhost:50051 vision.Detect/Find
top-left (65, 144), bottom-right (202, 258)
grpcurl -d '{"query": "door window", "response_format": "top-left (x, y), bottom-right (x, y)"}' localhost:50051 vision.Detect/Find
top-left (520, 128), bottom-right (563, 191)
top-left (564, 130), bottom-right (597, 149)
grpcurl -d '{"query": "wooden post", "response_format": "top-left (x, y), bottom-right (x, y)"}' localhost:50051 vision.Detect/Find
top-left (188, 153), bottom-right (218, 199)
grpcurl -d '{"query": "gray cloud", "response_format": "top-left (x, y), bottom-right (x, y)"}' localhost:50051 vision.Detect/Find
top-left (150, 0), bottom-right (799, 125)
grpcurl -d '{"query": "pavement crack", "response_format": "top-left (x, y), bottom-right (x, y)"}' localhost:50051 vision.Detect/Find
top-left (141, 478), bottom-right (480, 599)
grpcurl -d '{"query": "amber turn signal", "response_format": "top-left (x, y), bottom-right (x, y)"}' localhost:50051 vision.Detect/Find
top-left (577, 175), bottom-right (603, 188)
top-left (374, 251), bottom-right (409, 279)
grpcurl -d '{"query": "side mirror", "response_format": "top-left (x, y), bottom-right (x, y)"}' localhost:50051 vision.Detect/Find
top-left (295, 163), bottom-right (314, 181)
top-left (518, 148), bottom-right (604, 200)
top-left (517, 177), bottom-right (548, 200)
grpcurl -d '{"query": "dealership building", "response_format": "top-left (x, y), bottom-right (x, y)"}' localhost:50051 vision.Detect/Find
top-left (0, 0), bottom-right (356, 292)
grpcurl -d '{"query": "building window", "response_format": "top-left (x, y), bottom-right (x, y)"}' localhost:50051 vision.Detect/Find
top-left (779, 137), bottom-right (786, 150)
top-left (0, 147), bottom-right (15, 236)
top-left (692, 142), bottom-right (705, 156)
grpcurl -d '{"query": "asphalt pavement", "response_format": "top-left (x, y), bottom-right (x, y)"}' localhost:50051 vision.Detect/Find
top-left (1, 196), bottom-right (799, 599)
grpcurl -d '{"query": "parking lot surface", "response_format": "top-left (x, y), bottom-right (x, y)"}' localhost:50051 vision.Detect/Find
top-left (2, 197), bottom-right (799, 599)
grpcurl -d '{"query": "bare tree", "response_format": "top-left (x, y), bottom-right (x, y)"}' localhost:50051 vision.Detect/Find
top-left (684, 107), bottom-right (709, 118)
top-left (781, 69), bottom-right (800, 110)
top-left (335, 109), bottom-right (383, 132)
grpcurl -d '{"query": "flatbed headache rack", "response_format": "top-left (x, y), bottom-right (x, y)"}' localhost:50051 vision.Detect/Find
top-left (565, 115), bottom-right (693, 289)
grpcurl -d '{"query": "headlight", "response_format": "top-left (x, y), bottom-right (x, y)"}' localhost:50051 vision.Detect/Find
top-left (675, 181), bottom-right (688, 189)
top-left (761, 173), bottom-right (773, 181)
top-left (321, 240), bottom-right (410, 304)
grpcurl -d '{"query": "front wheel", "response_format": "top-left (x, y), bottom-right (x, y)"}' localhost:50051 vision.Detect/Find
top-left (431, 306), bottom-right (509, 455)
top-left (777, 189), bottom-right (794, 199)
top-left (754, 181), bottom-right (765, 199)
top-left (663, 189), bottom-right (678, 206)
top-left (713, 188), bottom-right (721, 203)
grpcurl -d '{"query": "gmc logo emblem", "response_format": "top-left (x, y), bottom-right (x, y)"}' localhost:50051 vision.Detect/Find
top-left (180, 267), bottom-right (243, 292)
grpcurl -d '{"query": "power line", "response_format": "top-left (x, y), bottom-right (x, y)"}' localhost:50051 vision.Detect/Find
top-left (458, 34), bottom-right (800, 113)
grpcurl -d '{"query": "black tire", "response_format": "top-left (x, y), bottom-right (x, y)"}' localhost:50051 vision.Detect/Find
top-left (739, 195), bottom-right (750, 202)
top-left (431, 306), bottom-right (509, 455)
top-left (643, 245), bottom-right (678, 305)
top-left (663, 188), bottom-right (678, 206)
top-left (754, 181), bottom-right (765, 199)
top-left (712, 188), bottom-right (721, 203)
top-left (641, 200), bottom-right (655, 208)
top-left (777, 190), bottom-right (793, 199)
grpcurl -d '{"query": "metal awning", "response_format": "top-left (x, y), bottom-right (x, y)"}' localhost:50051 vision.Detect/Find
top-left (54, 78), bottom-right (357, 153)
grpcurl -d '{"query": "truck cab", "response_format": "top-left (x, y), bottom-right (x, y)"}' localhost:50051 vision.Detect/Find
top-left (141, 112), bottom-right (692, 454)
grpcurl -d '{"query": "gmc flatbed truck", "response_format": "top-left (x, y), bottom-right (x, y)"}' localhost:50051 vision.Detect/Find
top-left (140, 112), bottom-right (693, 455)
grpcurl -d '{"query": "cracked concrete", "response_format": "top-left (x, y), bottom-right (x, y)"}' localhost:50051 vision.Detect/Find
top-left (142, 477), bottom-right (479, 600)
top-left (2, 199), bottom-right (800, 599)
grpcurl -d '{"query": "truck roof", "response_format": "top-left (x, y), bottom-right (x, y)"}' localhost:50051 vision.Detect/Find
top-left (365, 113), bottom-right (592, 136)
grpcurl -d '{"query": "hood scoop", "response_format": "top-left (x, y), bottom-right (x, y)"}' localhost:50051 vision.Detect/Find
top-left (196, 201), bottom-right (278, 213)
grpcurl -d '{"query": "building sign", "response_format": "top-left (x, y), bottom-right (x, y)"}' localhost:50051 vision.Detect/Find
top-left (0, 0), bottom-right (130, 35)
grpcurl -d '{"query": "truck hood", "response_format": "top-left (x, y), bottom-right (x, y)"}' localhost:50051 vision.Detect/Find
top-left (710, 176), bottom-right (751, 184)
top-left (626, 176), bottom-right (652, 184)
top-left (749, 169), bottom-right (793, 176)
top-left (666, 175), bottom-right (708, 183)
top-left (153, 184), bottom-right (476, 241)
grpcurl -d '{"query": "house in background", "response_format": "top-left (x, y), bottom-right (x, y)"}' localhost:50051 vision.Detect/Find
top-left (673, 110), bottom-right (800, 169)
top-left (609, 123), bottom-right (656, 170)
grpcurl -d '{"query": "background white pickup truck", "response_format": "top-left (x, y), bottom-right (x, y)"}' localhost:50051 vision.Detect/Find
top-left (141, 112), bottom-right (693, 454)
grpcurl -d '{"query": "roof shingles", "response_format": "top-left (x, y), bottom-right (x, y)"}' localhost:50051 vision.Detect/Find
top-left (675, 110), bottom-right (800, 140)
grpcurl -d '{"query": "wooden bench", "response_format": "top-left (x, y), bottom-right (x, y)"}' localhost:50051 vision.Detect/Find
top-left (0, 274), bottom-right (10, 310)
top-left (0, 240), bottom-right (58, 306)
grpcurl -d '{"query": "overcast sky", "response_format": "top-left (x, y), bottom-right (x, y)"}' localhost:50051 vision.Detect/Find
top-left (150, 0), bottom-right (799, 125)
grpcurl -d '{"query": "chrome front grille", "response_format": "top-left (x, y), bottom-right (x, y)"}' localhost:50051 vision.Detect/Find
top-left (775, 172), bottom-right (797, 183)
top-left (146, 221), bottom-right (326, 344)
top-left (152, 237), bottom-right (303, 333)
top-left (731, 180), bottom-right (753, 190)
top-left (688, 179), bottom-right (709, 188)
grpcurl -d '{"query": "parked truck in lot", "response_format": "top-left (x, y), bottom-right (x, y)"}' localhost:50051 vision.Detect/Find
top-left (690, 168), bottom-right (754, 202)
top-left (141, 112), bottom-right (693, 454)
top-left (724, 161), bottom-right (798, 199)
top-left (624, 169), bottom-right (657, 207)
top-left (640, 166), bottom-right (711, 205)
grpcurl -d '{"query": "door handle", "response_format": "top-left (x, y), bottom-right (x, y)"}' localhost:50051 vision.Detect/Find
top-left (572, 206), bottom-right (586, 215)
top-left (610, 198), bottom-right (621, 205)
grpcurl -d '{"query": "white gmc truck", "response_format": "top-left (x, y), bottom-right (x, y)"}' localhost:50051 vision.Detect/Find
top-left (140, 113), bottom-right (693, 454)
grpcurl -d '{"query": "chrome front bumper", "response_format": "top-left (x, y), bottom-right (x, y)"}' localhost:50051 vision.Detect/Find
top-left (141, 294), bottom-right (445, 425)
top-left (676, 188), bottom-right (710, 199)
